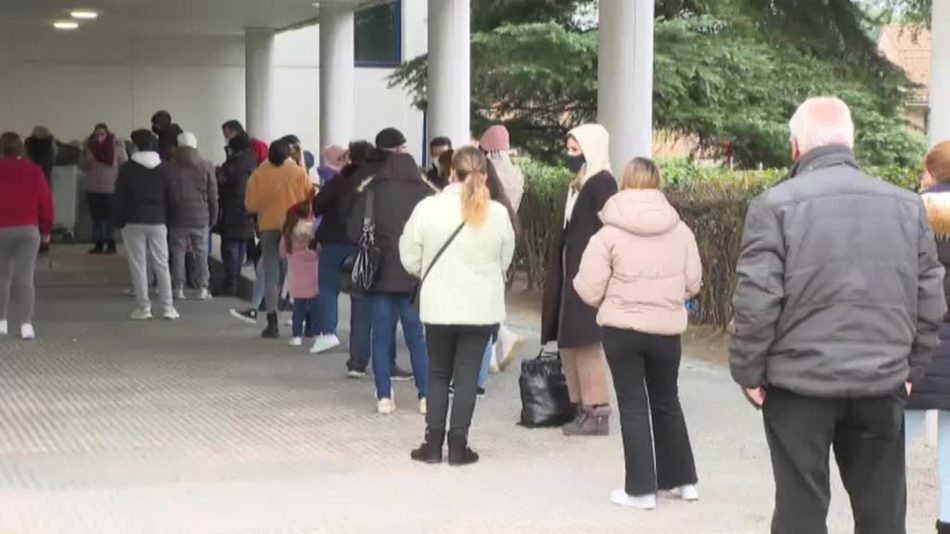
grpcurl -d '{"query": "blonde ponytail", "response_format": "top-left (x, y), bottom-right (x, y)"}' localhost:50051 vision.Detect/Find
top-left (453, 146), bottom-right (491, 226)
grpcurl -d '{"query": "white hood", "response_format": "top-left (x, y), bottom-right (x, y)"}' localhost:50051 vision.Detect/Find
top-left (131, 151), bottom-right (162, 169)
top-left (568, 123), bottom-right (611, 182)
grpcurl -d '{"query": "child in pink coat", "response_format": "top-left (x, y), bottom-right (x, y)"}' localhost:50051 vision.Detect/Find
top-left (280, 201), bottom-right (320, 347)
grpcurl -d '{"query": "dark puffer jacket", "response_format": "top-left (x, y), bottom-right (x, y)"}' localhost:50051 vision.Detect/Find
top-left (730, 145), bottom-right (946, 398)
top-left (166, 147), bottom-right (218, 228)
top-left (346, 152), bottom-right (434, 294)
top-left (909, 184), bottom-right (950, 411)
top-left (218, 143), bottom-right (258, 240)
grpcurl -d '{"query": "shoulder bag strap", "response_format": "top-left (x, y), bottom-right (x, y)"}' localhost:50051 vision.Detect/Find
top-left (362, 176), bottom-right (376, 224)
top-left (421, 221), bottom-right (465, 285)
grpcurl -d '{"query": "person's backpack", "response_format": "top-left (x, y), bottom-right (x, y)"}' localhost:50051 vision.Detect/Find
top-left (340, 183), bottom-right (380, 294)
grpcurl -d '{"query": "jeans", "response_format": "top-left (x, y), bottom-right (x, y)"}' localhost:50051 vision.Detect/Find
top-left (602, 328), bottom-right (697, 496)
top-left (426, 325), bottom-right (494, 432)
top-left (221, 238), bottom-right (246, 293)
top-left (0, 226), bottom-right (41, 324)
top-left (122, 224), bottom-right (173, 312)
top-left (292, 297), bottom-right (320, 337)
top-left (169, 226), bottom-right (210, 291)
top-left (370, 293), bottom-right (428, 400)
top-left (907, 410), bottom-right (950, 522)
top-left (317, 243), bottom-right (352, 335)
top-left (86, 193), bottom-right (114, 245)
top-left (259, 231), bottom-right (282, 313)
top-left (348, 294), bottom-right (397, 373)
top-left (764, 387), bottom-right (906, 534)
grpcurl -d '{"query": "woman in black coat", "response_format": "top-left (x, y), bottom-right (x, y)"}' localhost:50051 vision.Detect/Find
top-left (907, 140), bottom-right (950, 533)
top-left (216, 134), bottom-right (258, 296)
top-left (541, 124), bottom-right (617, 437)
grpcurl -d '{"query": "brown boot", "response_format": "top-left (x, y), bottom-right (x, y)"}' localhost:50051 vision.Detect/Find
top-left (562, 405), bottom-right (610, 437)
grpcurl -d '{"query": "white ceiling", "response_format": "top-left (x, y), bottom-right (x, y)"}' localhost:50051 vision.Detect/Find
top-left (0, 0), bottom-right (375, 36)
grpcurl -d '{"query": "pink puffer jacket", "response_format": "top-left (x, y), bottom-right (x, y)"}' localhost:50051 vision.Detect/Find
top-left (573, 189), bottom-right (702, 336)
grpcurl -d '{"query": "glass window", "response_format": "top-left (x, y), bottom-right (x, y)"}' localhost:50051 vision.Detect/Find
top-left (355, 1), bottom-right (402, 67)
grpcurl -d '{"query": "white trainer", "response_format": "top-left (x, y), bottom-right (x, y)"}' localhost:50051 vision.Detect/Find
top-left (419, 398), bottom-right (427, 415)
top-left (163, 308), bottom-right (181, 320)
top-left (610, 489), bottom-right (657, 510)
top-left (669, 484), bottom-right (700, 501)
top-left (377, 398), bottom-right (396, 415)
top-left (174, 288), bottom-right (187, 301)
top-left (310, 334), bottom-right (341, 354)
top-left (289, 337), bottom-right (303, 347)
top-left (20, 324), bottom-right (35, 340)
top-left (197, 288), bottom-right (212, 301)
top-left (0, 319), bottom-right (8, 335)
top-left (130, 308), bottom-right (153, 321)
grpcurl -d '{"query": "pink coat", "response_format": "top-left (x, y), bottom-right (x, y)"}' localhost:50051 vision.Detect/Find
top-left (573, 189), bottom-right (702, 336)
top-left (280, 237), bottom-right (320, 299)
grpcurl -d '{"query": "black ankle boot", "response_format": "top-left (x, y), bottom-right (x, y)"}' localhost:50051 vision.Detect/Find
top-left (410, 427), bottom-right (444, 464)
top-left (105, 241), bottom-right (117, 254)
top-left (261, 312), bottom-right (279, 338)
top-left (88, 242), bottom-right (104, 254)
top-left (937, 520), bottom-right (950, 534)
top-left (447, 429), bottom-right (479, 466)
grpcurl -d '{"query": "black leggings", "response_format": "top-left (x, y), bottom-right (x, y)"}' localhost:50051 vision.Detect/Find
top-left (425, 324), bottom-right (495, 433)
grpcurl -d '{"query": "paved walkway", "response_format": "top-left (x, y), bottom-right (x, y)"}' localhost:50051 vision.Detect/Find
top-left (0, 247), bottom-right (939, 533)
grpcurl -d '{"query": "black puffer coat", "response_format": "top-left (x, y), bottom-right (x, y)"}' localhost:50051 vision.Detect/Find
top-left (346, 152), bottom-right (434, 294)
top-left (909, 184), bottom-right (950, 411)
top-left (217, 143), bottom-right (258, 240)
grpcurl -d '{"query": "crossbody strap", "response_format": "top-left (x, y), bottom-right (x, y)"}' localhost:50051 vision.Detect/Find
top-left (363, 184), bottom-right (375, 224)
top-left (421, 221), bottom-right (465, 284)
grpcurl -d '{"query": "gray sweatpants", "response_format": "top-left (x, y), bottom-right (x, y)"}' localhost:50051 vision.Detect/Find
top-left (122, 224), bottom-right (173, 313)
top-left (0, 226), bottom-right (41, 325)
top-left (259, 230), bottom-right (282, 314)
top-left (169, 226), bottom-right (210, 291)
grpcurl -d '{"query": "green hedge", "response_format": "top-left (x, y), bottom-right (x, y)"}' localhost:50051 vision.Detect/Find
top-left (514, 159), bottom-right (921, 328)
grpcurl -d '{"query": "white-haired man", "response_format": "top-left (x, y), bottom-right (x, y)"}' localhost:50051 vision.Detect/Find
top-left (730, 96), bottom-right (947, 533)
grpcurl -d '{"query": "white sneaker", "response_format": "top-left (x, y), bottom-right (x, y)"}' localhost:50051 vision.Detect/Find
top-left (310, 334), bottom-right (341, 354)
top-left (130, 308), bottom-right (153, 320)
top-left (419, 398), bottom-right (427, 415)
top-left (198, 288), bottom-right (212, 301)
top-left (377, 398), bottom-right (396, 415)
top-left (174, 289), bottom-right (187, 301)
top-left (20, 324), bottom-right (35, 340)
top-left (347, 369), bottom-right (367, 379)
top-left (668, 484), bottom-right (700, 501)
top-left (163, 308), bottom-right (180, 320)
top-left (0, 319), bottom-right (7, 336)
top-left (289, 337), bottom-right (303, 347)
top-left (610, 489), bottom-right (657, 510)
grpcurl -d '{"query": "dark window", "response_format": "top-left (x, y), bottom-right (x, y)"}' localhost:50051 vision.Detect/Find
top-left (355, 1), bottom-right (402, 67)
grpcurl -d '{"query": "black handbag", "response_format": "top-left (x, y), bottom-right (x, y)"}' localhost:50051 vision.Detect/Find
top-left (518, 349), bottom-right (574, 428)
top-left (340, 186), bottom-right (380, 294)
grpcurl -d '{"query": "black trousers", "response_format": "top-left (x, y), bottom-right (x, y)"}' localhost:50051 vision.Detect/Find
top-left (220, 238), bottom-right (246, 292)
top-left (425, 324), bottom-right (495, 433)
top-left (602, 327), bottom-right (697, 496)
top-left (763, 387), bottom-right (907, 534)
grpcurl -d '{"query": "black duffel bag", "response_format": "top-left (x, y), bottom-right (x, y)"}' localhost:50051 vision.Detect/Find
top-left (519, 349), bottom-right (574, 428)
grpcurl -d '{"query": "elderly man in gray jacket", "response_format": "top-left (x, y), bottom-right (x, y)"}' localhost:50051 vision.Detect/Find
top-left (730, 97), bottom-right (946, 534)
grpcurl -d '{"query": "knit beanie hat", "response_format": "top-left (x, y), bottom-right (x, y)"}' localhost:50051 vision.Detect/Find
top-left (480, 125), bottom-right (510, 152)
top-left (375, 128), bottom-right (407, 150)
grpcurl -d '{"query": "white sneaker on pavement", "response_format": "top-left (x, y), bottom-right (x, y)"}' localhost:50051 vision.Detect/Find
top-left (0, 319), bottom-right (7, 336)
top-left (310, 334), bottom-right (341, 354)
top-left (174, 289), bottom-right (187, 301)
top-left (667, 485), bottom-right (700, 501)
top-left (419, 398), bottom-right (427, 415)
top-left (163, 308), bottom-right (181, 320)
top-left (130, 308), bottom-right (153, 320)
top-left (377, 398), bottom-right (396, 415)
top-left (198, 288), bottom-right (212, 301)
top-left (610, 489), bottom-right (657, 510)
top-left (20, 324), bottom-right (35, 340)
top-left (289, 337), bottom-right (303, 347)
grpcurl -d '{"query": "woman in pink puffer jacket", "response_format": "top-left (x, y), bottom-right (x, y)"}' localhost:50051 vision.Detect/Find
top-left (573, 157), bottom-right (702, 511)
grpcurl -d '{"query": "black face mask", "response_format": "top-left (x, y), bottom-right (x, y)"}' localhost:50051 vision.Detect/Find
top-left (564, 153), bottom-right (586, 174)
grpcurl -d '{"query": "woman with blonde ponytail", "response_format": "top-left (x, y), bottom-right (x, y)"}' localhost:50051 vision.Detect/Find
top-left (399, 146), bottom-right (516, 466)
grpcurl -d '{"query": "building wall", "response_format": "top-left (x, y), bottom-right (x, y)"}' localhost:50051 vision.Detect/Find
top-left (0, 1), bottom-right (426, 165)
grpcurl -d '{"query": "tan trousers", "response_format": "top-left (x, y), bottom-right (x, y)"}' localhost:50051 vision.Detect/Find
top-left (560, 344), bottom-right (611, 406)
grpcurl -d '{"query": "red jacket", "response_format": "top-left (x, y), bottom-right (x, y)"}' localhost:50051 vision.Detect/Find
top-left (251, 138), bottom-right (268, 165)
top-left (0, 157), bottom-right (55, 236)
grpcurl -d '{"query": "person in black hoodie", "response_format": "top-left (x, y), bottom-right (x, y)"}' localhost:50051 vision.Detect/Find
top-left (216, 134), bottom-right (259, 297)
top-left (151, 111), bottom-right (184, 162)
top-left (346, 128), bottom-right (435, 415)
top-left (112, 129), bottom-right (178, 321)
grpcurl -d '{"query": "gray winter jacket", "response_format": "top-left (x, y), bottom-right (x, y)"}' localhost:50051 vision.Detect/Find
top-left (167, 147), bottom-right (218, 228)
top-left (729, 145), bottom-right (946, 398)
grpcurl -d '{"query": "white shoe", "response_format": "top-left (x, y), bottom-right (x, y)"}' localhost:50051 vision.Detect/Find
top-left (310, 334), bottom-right (341, 354)
top-left (668, 484), bottom-right (699, 501)
top-left (20, 324), bottom-right (35, 340)
top-left (610, 489), bottom-right (657, 510)
top-left (163, 308), bottom-right (180, 320)
top-left (0, 319), bottom-right (7, 336)
top-left (198, 288), bottom-right (212, 301)
top-left (377, 398), bottom-right (396, 415)
top-left (174, 289), bottom-right (187, 301)
top-left (130, 308), bottom-right (153, 320)
top-left (289, 337), bottom-right (303, 347)
top-left (419, 398), bottom-right (427, 415)
top-left (347, 369), bottom-right (367, 379)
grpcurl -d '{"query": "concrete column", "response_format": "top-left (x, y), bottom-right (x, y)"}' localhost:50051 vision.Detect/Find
top-left (319, 4), bottom-right (355, 150)
top-left (427, 0), bottom-right (471, 148)
top-left (245, 28), bottom-right (276, 142)
top-left (931, 0), bottom-right (950, 146)
top-left (598, 0), bottom-right (654, 172)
